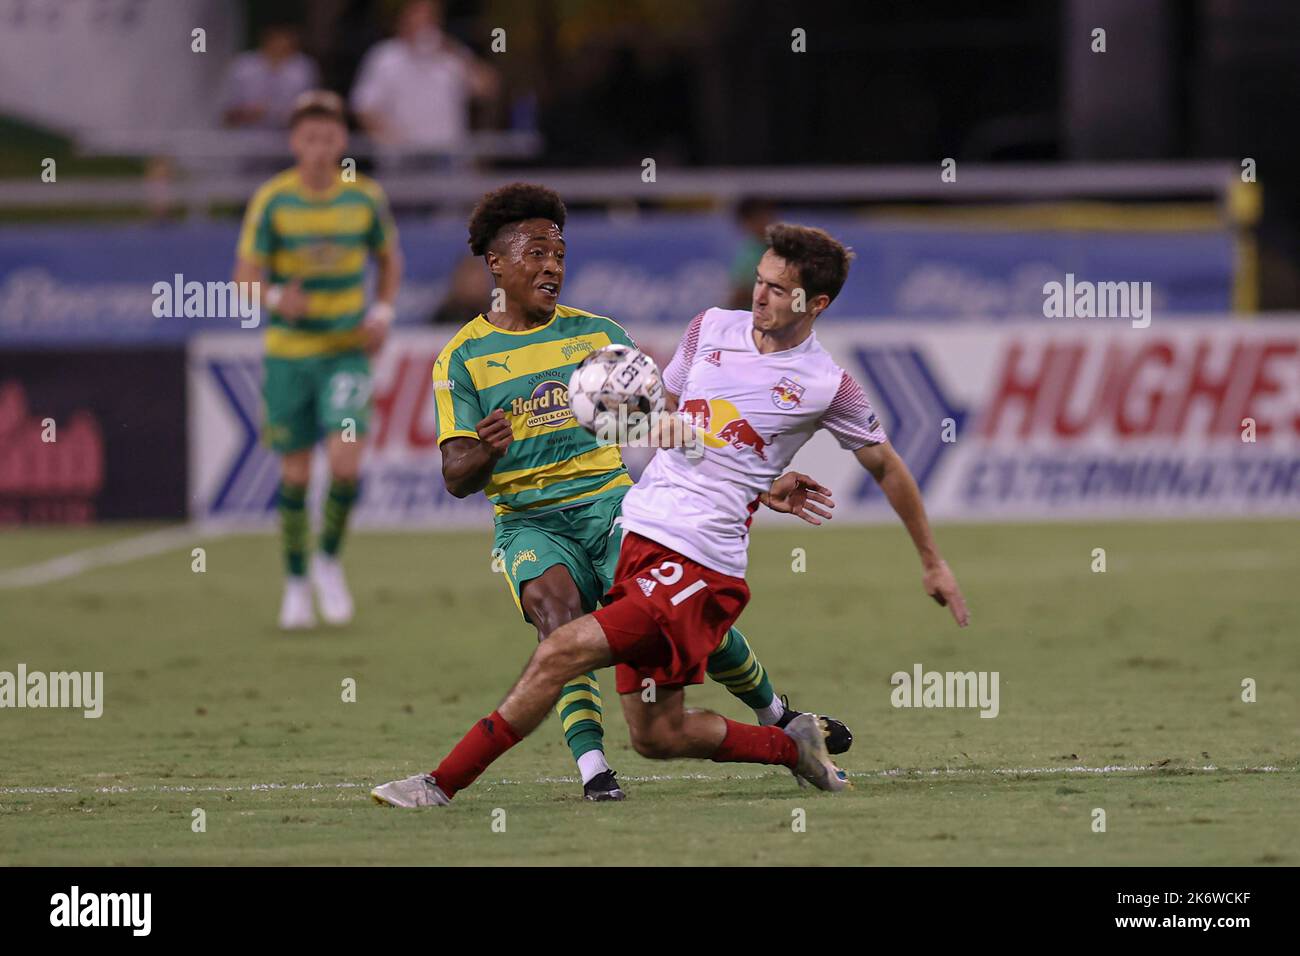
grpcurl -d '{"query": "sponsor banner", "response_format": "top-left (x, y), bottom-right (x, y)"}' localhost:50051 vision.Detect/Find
top-left (777, 320), bottom-right (1300, 523)
top-left (190, 320), bottom-right (1300, 528)
top-left (0, 348), bottom-right (187, 523)
top-left (1, 216), bottom-right (1236, 344)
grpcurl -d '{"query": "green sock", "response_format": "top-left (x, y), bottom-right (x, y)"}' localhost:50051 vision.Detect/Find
top-left (278, 482), bottom-right (308, 576)
top-left (555, 672), bottom-right (604, 762)
top-left (319, 478), bottom-right (359, 557)
top-left (707, 626), bottom-right (777, 711)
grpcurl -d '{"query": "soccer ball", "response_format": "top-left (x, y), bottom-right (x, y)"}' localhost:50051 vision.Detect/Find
top-left (568, 344), bottom-right (665, 436)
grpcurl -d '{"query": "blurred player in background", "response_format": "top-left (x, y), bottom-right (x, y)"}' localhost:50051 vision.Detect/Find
top-left (422, 183), bottom-right (848, 801)
top-left (372, 223), bottom-right (969, 807)
top-left (726, 197), bottom-right (775, 309)
top-left (234, 91), bottom-right (403, 630)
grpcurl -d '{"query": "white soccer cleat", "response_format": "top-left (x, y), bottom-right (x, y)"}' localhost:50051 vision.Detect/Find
top-left (310, 553), bottom-right (354, 625)
top-left (783, 713), bottom-right (850, 792)
top-left (371, 773), bottom-right (451, 808)
top-left (278, 576), bottom-right (317, 630)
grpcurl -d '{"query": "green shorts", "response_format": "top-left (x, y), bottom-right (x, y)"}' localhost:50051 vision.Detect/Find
top-left (262, 350), bottom-right (372, 453)
top-left (494, 488), bottom-right (628, 624)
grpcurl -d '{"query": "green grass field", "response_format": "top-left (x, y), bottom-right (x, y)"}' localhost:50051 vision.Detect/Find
top-left (1, 520), bottom-right (1296, 866)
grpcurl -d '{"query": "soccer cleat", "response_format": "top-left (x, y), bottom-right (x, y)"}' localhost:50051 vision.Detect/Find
top-left (776, 695), bottom-right (853, 755)
top-left (278, 576), bottom-right (316, 630)
top-left (782, 713), bottom-right (849, 792)
top-left (371, 773), bottom-right (451, 808)
top-left (583, 769), bottom-right (627, 801)
top-left (310, 553), bottom-right (354, 625)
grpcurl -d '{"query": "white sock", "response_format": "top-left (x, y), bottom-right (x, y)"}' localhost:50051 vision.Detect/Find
top-left (576, 749), bottom-right (610, 784)
top-left (756, 694), bottom-right (786, 726)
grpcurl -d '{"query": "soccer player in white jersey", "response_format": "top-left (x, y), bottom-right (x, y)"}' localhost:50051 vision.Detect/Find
top-left (373, 223), bottom-right (969, 805)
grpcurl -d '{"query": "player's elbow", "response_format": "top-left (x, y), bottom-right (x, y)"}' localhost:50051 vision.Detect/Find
top-left (443, 474), bottom-right (472, 499)
top-left (440, 464), bottom-right (470, 498)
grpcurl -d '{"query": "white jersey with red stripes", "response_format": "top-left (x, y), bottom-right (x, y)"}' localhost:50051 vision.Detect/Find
top-left (619, 307), bottom-right (887, 578)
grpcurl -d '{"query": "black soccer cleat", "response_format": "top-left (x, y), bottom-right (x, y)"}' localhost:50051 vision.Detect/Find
top-left (776, 695), bottom-right (853, 755)
top-left (583, 769), bottom-right (627, 801)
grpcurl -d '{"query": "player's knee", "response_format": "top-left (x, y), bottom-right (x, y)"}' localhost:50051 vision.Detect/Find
top-left (281, 454), bottom-right (310, 486)
top-left (526, 591), bottom-right (583, 640)
top-left (330, 462), bottom-right (361, 483)
top-left (327, 444), bottom-right (362, 482)
top-left (531, 631), bottom-right (578, 681)
top-left (629, 724), bottom-right (685, 760)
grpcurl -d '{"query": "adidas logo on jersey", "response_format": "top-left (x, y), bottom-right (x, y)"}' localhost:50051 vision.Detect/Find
top-left (636, 576), bottom-right (657, 596)
top-left (704, 350), bottom-right (722, 367)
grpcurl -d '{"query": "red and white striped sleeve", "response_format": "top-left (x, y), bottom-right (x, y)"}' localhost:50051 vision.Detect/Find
top-left (662, 310), bottom-right (706, 396)
top-left (821, 371), bottom-right (888, 449)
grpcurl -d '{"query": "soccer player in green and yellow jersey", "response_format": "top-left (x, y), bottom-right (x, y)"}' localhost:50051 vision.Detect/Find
top-left (431, 183), bottom-right (850, 800)
top-left (234, 91), bottom-right (403, 630)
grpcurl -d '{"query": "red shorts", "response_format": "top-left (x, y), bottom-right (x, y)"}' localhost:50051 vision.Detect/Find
top-left (593, 531), bottom-right (750, 696)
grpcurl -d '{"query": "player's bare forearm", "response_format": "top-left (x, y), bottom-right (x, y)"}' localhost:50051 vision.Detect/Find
top-left (374, 245), bottom-right (402, 305)
top-left (441, 411), bottom-right (513, 498)
top-left (360, 247), bottom-right (404, 354)
top-left (861, 444), bottom-right (941, 566)
top-left (856, 441), bottom-right (970, 625)
top-left (440, 439), bottom-right (499, 498)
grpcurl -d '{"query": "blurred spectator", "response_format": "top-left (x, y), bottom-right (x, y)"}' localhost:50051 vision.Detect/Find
top-left (350, 0), bottom-right (499, 152)
top-left (430, 256), bottom-right (492, 325)
top-left (727, 198), bottom-right (775, 309)
top-left (220, 23), bottom-right (320, 129)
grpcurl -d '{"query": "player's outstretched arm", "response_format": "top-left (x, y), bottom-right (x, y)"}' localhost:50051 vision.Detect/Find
top-left (854, 441), bottom-right (970, 627)
top-left (441, 410), bottom-right (512, 498)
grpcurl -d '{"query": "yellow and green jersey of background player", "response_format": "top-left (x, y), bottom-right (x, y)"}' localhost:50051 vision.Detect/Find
top-left (237, 168), bottom-right (396, 358)
top-left (433, 306), bottom-right (637, 517)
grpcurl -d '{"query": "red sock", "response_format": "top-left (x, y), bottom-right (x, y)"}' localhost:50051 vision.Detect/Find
top-left (430, 710), bottom-right (522, 798)
top-left (711, 718), bottom-right (798, 769)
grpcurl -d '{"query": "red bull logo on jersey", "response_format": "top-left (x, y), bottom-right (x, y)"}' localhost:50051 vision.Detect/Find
top-left (771, 377), bottom-right (805, 410)
top-left (511, 379), bottom-right (571, 428)
top-left (679, 397), bottom-right (770, 460)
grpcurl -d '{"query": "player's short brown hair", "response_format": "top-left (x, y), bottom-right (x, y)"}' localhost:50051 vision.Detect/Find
top-left (289, 90), bottom-right (347, 129)
top-left (765, 223), bottom-right (855, 303)
top-left (467, 183), bottom-right (567, 257)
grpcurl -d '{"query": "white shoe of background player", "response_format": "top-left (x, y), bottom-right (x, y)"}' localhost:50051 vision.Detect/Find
top-left (278, 576), bottom-right (316, 630)
top-left (310, 553), bottom-right (354, 625)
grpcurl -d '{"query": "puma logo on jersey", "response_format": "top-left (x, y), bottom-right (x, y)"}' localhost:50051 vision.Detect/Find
top-left (486, 357), bottom-right (511, 373)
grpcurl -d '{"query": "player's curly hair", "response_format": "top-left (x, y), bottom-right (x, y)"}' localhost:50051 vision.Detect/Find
top-left (467, 183), bottom-right (567, 257)
top-left (765, 223), bottom-right (855, 304)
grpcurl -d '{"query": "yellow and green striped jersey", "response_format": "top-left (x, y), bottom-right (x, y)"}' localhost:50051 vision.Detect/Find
top-left (433, 305), bottom-right (637, 518)
top-left (237, 168), bottom-right (396, 359)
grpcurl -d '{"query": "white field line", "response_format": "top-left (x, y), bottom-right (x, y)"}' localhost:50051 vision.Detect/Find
top-left (0, 764), bottom-right (1284, 797)
top-left (0, 524), bottom-right (226, 590)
